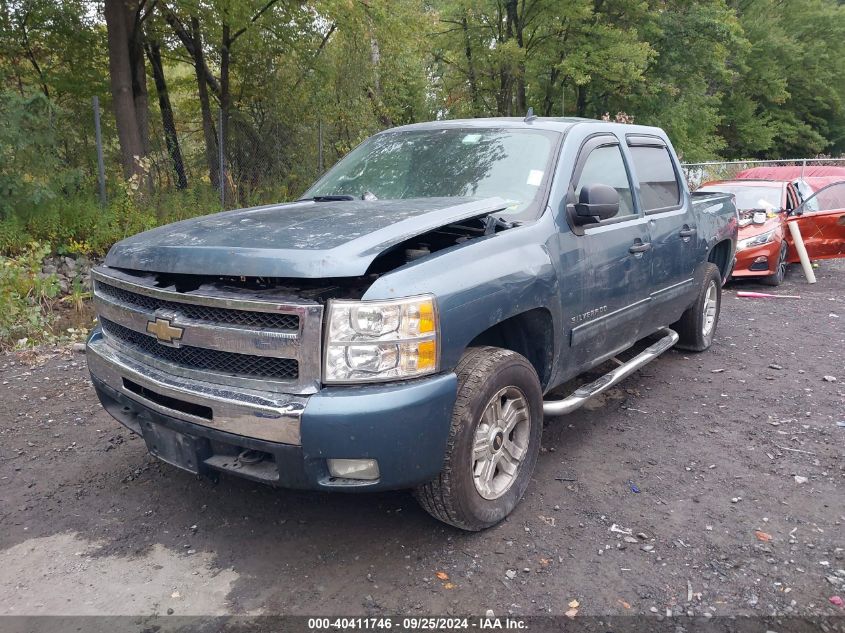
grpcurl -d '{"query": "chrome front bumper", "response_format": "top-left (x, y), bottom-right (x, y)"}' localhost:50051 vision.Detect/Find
top-left (87, 330), bottom-right (306, 444)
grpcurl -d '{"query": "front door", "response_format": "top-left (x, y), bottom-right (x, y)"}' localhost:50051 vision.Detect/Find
top-left (788, 182), bottom-right (845, 261)
top-left (563, 135), bottom-right (653, 368)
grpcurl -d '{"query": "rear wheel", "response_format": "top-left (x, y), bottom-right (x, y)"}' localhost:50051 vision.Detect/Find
top-left (761, 241), bottom-right (788, 286)
top-left (414, 347), bottom-right (542, 531)
top-left (674, 263), bottom-right (722, 352)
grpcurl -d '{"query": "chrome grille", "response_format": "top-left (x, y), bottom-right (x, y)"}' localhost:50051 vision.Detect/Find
top-left (101, 318), bottom-right (299, 380)
top-left (95, 281), bottom-right (300, 331)
top-left (91, 267), bottom-right (323, 394)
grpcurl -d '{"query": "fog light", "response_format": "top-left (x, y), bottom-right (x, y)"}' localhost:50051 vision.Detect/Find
top-left (327, 458), bottom-right (380, 480)
top-left (753, 256), bottom-right (768, 264)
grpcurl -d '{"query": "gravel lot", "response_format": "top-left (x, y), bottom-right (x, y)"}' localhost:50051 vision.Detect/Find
top-left (1, 260), bottom-right (843, 619)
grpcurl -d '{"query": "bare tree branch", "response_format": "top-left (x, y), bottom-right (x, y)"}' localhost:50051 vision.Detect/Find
top-left (159, 2), bottom-right (220, 96)
top-left (229, 0), bottom-right (280, 44)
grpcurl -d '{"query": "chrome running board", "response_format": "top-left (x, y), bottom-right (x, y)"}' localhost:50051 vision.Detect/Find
top-left (543, 327), bottom-right (679, 417)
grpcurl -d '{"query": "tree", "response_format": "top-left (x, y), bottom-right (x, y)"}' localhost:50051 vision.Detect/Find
top-left (145, 38), bottom-right (187, 189)
top-left (103, 0), bottom-right (150, 179)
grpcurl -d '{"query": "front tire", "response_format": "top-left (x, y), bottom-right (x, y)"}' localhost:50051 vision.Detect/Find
top-left (674, 263), bottom-right (722, 352)
top-left (761, 241), bottom-right (788, 286)
top-left (414, 347), bottom-right (543, 531)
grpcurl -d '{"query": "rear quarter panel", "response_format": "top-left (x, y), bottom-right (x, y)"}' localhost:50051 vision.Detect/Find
top-left (691, 191), bottom-right (739, 280)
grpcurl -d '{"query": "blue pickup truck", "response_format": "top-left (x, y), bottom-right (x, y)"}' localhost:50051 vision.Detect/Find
top-left (87, 117), bottom-right (737, 530)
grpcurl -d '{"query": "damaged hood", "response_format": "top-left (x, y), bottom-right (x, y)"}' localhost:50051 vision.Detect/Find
top-left (105, 196), bottom-right (508, 278)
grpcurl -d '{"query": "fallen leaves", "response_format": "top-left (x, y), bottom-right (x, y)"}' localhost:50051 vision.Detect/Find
top-left (435, 571), bottom-right (455, 590)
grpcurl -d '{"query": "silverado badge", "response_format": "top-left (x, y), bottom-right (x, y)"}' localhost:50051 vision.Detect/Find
top-left (146, 317), bottom-right (184, 345)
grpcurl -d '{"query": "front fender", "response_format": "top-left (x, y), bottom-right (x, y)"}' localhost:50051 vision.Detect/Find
top-left (363, 215), bottom-right (560, 373)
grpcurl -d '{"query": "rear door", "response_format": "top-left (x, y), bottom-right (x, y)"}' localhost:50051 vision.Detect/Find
top-left (788, 182), bottom-right (845, 261)
top-left (563, 134), bottom-right (653, 366)
top-left (626, 135), bottom-right (697, 325)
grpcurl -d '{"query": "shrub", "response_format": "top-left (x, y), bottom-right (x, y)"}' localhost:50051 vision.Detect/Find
top-left (0, 243), bottom-right (60, 349)
top-left (0, 183), bottom-right (224, 258)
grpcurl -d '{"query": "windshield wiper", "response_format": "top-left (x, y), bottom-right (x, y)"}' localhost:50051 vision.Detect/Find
top-left (304, 194), bottom-right (356, 202)
top-left (301, 192), bottom-right (379, 202)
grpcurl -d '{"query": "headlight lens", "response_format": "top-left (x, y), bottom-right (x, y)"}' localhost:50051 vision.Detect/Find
top-left (737, 229), bottom-right (775, 251)
top-left (324, 295), bottom-right (438, 383)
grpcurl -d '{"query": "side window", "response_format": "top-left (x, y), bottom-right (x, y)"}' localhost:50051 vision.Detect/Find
top-left (628, 146), bottom-right (681, 211)
top-left (574, 145), bottom-right (635, 218)
top-left (795, 180), bottom-right (820, 212)
top-left (798, 182), bottom-right (845, 214)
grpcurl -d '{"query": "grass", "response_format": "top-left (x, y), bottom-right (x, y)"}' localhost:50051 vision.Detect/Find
top-left (0, 184), bottom-right (224, 258)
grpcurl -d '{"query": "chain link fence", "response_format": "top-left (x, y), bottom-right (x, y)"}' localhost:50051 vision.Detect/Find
top-left (92, 96), bottom-right (333, 212)
top-left (92, 96), bottom-right (845, 210)
top-left (681, 158), bottom-right (845, 190)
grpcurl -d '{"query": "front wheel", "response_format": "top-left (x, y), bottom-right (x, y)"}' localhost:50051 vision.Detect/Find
top-left (761, 241), bottom-right (788, 286)
top-left (674, 263), bottom-right (723, 352)
top-left (414, 347), bottom-right (543, 531)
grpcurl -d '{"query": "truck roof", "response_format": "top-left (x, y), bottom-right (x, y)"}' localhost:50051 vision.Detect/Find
top-left (384, 117), bottom-right (667, 137)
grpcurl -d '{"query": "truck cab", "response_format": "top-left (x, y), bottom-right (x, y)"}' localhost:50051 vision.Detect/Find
top-left (87, 118), bottom-right (737, 529)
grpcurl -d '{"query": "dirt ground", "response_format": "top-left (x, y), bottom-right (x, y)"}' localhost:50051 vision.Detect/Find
top-left (1, 260), bottom-right (843, 620)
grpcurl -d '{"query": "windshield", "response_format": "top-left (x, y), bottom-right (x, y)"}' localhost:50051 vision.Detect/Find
top-left (304, 128), bottom-right (560, 217)
top-left (697, 184), bottom-right (783, 211)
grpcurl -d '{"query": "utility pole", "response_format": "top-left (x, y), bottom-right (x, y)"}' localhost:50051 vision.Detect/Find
top-left (93, 96), bottom-right (107, 206)
top-left (218, 108), bottom-right (225, 209)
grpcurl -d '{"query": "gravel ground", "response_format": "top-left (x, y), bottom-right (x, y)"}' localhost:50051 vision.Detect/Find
top-left (0, 260), bottom-right (843, 619)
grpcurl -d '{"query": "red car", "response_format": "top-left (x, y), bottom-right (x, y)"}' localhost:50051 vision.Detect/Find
top-left (697, 177), bottom-right (845, 285)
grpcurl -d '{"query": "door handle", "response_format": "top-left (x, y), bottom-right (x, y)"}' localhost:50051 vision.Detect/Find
top-left (629, 242), bottom-right (652, 254)
top-left (680, 227), bottom-right (697, 238)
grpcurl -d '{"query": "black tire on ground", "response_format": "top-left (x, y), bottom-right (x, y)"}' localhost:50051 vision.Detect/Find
top-left (414, 346), bottom-right (543, 531)
top-left (673, 263), bottom-right (723, 352)
top-left (761, 241), bottom-right (788, 286)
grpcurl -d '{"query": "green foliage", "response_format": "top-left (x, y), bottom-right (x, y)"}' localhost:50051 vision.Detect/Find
top-left (0, 185), bottom-right (222, 257)
top-left (0, 242), bottom-right (59, 349)
top-left (0, 91), bottom-right (84, 218)
top-left (1, 0), bottom-right (844, 274)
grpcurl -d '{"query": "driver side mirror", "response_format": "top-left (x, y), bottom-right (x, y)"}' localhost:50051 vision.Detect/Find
top-left (574, 184), bottom-right (620, 224)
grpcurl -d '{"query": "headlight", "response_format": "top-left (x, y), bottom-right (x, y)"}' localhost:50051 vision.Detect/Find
top-left (324, 295), bottom-right (439, 383)
top-left (737, 230), bottom-right (775, 251)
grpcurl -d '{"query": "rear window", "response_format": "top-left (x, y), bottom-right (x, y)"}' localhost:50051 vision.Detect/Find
top-left (629, 146), bottom-right (681, 211)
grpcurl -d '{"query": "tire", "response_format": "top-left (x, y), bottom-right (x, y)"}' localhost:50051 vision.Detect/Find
top-left (414, 346), bottom-right (543, 531)
top-left (674, 263), bottom-right (722, 352)
top-left (761, 241), bottom-right (788, 286)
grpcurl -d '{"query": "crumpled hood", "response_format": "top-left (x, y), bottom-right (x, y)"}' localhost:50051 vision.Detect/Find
top-left (105, 196), bottom-right (508, 278)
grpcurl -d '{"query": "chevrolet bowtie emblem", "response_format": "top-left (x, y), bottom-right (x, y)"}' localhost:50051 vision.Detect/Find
top-left (146, 317), bottom-right (184, 344)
